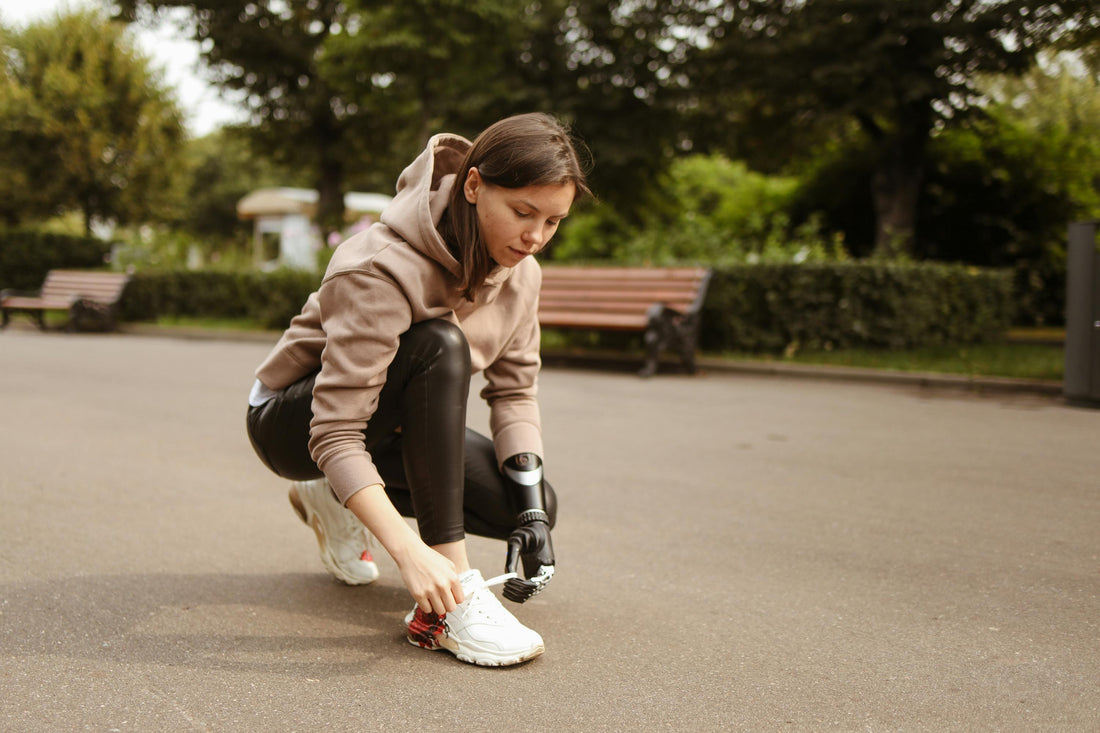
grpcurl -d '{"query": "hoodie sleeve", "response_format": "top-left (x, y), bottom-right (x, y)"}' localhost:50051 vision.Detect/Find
top-left (481, 297), bottom-right (544, 468)
top-left (308, 270), bottom-right (413, 504)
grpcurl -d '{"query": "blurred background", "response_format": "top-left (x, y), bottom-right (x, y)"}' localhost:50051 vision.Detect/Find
top-left (1, 0), bottom-right (1097, 378)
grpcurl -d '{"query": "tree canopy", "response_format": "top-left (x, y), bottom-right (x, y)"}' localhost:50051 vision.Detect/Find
top-left (111, 0), bottom-right (695, 226)
top-left (688, 0), bottom-right (1099, 256)
top-left (95, 0), bottom-right (1099, 269)
top-left (0, 8), bottom-right (186, 234)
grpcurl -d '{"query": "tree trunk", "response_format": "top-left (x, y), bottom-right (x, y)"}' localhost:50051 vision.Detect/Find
top-left (316, 149), bottom-right (345, 237)
top-left (870, 130), bottom-right (927, 259)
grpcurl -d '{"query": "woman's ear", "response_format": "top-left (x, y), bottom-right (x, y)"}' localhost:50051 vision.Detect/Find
top-left (463, 167), bottom-right (482, 204)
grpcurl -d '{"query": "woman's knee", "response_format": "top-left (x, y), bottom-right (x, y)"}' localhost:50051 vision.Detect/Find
top-left (401, 319), bottom-right (471, 376)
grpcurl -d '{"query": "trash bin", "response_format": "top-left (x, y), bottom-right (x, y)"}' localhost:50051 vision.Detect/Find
top-left (1064, 221), bottom-right (1100, 407)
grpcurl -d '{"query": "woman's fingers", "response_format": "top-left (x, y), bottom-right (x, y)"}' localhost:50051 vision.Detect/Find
top-left (418, 579), bottom-right (461, 615)
top-left (403, 544), bottom-right (465, 615)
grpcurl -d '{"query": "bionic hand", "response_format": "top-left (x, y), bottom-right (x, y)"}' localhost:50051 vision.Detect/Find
top-left (501, 453), bottom-right (555, 603)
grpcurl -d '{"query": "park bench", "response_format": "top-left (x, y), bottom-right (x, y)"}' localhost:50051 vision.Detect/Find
top-left (538, 265), bottom-right (712, 377)
top-left (1, 270), bottom-right (131, 332)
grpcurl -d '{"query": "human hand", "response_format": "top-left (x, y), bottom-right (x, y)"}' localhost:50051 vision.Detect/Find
top-left (396, 541), bottom-right (464, 615)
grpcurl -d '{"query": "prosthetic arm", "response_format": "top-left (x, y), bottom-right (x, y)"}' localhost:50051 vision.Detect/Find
top-left (501, 453), bottom-right (555, 603)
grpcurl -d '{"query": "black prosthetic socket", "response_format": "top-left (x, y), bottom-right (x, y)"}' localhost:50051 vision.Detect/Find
top-left (503, 453), bottom-right (550, 525)
top-left (502, 453), bottom-right (556, 603)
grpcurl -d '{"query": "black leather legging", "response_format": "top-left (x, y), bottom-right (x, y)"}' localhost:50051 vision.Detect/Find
top-left (246, 319), bottom-right (556, 545)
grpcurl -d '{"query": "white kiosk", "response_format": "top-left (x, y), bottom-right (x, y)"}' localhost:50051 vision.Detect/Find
top-left (236, 188), bottom-right (393, 270)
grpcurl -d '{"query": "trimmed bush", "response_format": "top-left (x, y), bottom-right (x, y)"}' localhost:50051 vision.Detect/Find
top-left (0, 230), bottom-right (113, 291)
top-left (699, 262), bottom-right (1014, 353)
top-left (118, 269), bottom-right (320, 330)
top-left (113, 262), bottom-right (1013, 353)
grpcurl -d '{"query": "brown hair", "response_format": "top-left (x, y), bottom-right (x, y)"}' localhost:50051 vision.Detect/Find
top-left (442, 112), bottom-right (591, 300)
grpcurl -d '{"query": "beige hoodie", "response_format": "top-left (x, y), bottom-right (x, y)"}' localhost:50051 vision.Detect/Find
top-left (254, 133), bottom-right (543, 504)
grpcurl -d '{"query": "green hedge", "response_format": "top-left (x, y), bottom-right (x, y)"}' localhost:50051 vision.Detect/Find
top-left (699, 262), bottom-right (1015, 353)
top-left (113, 262), bottom-right (1012, 352)
top-left (0, 230), bottom-right (113, 291)
top-left (118, 269), bottom-right (320, 330)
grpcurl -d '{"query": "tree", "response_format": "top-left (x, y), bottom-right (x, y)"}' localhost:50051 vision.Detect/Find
top-left (176, 127), bottom-right (311, 246)
top-left (689, 0), bottom-right (1099, 257)
top-left (114, 0), bottom-right (365, 231)
top-left (552, 154), bottom-right (845, 264)
top-left (113, 0), bottom-right (699, 230)
top-left (536, 0), bottom-right (699, 219)
top-left (921, 56), bottom-right (1100, 325)
top-left (0, 9), bottom-right (186, 234)
top-left (113, 0), bottom-right (548, 231)
top-left (791, 56), bottom-right (1100, 325)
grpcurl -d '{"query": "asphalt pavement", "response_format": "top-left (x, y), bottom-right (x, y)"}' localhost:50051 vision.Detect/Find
top-left (1, 328), bottom-right (1097, 732)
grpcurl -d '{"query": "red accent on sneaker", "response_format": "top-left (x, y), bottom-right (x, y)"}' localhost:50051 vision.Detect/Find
top-left (406, 608), bottom-right (447, 650)
top-left (360, 549), bottom-right (373, 562)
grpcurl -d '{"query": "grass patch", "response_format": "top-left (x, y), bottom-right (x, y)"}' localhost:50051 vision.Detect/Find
top-left (152, 315), bottom-right (271, 332)
top-left (716, 341), bottom-right (1064, 381)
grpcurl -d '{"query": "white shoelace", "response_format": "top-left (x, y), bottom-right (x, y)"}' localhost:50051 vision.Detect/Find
top-left (483, 572), bottom-right (518, 587)
top-left (462, 573), bottom-right (519, 622)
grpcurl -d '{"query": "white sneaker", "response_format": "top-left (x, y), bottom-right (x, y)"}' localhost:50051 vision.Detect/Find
top-left (405, 569), bottom-right (544, 666)
top-left (288, 479), bottom-right (379, 585)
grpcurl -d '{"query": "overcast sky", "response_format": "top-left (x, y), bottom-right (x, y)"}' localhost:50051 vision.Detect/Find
top-left (0, 0), bottom-right (246, 136)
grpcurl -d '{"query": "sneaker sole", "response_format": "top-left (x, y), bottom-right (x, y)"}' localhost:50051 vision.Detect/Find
top-left (405, 611), bottom-right (544, 667)
top-left (289, 485), bottom-right (379, 586)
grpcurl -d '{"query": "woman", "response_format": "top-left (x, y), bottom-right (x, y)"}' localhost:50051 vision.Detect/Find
top-left (246, 113), bottom-right (589, 667)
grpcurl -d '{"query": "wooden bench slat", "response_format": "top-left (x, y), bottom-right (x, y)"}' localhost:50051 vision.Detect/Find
top-left (540, 290), bottom-right (700, 303)
top-left (1, 297), bottom-right (76, 309)
top-left (541, 281), bottom-right (703, 291)
top-left (42, 287), bottom-right (122, 300)
top-left (39, 272), bottom-right (129, 299)
top-left (538, 311), bottom-right (650, 330)
top-left (541, 281), bottom-right (705, 293)
top-left (540, 266), bottom-right (708, 279)
top-left (539, 301), bottom-right (695, 317)
top-left (542, 269), bottom-right (705, 277)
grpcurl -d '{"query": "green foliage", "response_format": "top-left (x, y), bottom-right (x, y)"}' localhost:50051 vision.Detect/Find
top-left (552, 155), bottom-right (847, 265)
top-left (0, 230), bottom-right (113, 290)
top-left (0, 9), bottom-right (186, 233)
top-left (980, 54), bottom-right (1100, 218)
top-left (687, 1), bottom-right (1097, 256)
top-left (117, 0), bottom-right (370, 228)
top-left (174, 128), bottom-right (310, 247)
top-left (109, 227), bottom-right (199, 271)
top-left (115, 0), bottom-right (694, 226)
top-left (793, 58), bottom-right (1100, 326)
top-left (115, 0), bottom-right (549, 227)
top-left (698, 262), bottom-right (1014, 354)
top-left (920, 120), bottom-right (1077, 327)
top-left (107, 259), bottom-right (1011, 354)
top-left (118, 269), bottom-right (320, 329)
top-left (548, 202), bottom-right (634, 261)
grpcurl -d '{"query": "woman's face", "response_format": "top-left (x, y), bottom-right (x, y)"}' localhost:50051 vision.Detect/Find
top-left (463, 168), bottom-right (575, 268)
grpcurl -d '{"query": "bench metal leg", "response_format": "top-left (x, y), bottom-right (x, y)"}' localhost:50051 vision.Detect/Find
top-left (640, 336), bottom-right (660, 377)
top-left (641, 305), bottom-right (701, 377)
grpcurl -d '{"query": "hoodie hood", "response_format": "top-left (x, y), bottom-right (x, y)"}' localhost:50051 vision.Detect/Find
top-left (380, 133), bottom-right (470, 279)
